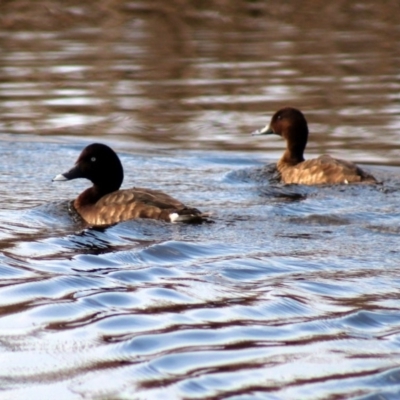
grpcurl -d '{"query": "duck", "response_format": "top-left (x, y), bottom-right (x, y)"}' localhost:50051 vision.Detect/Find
top-left (53, 143), bottom-right (207, 226)
top-left (251, 107), bottom-right (377, 185)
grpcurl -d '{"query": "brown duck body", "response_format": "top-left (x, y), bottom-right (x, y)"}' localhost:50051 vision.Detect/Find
top-left (277, 155), bottom-right (376, 185)
top-left (252, 107), bottom-right (377, 185)
top-left (73, 187), bottom-right (203, 226)
top-left (54, 143), bottom-right (205, 226)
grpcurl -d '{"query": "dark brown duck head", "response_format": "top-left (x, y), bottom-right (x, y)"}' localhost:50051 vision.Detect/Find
top-left (53, 143), bottom-right (123, 196)
top-left (252, 107), bottom-right (309, 165)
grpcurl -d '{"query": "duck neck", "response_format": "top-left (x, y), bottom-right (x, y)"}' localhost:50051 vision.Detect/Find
top-left (280, 143), bottom-right (305, 166)
top-left (75, 184), bottom-right (117, 207)
top-left (281, 123), bottom-right (307, 165)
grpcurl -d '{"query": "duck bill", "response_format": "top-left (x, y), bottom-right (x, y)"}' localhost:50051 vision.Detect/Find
top-left (251, 124), bottom-right (275, 135)
top-left (52, 164), bottom-right (83, 182)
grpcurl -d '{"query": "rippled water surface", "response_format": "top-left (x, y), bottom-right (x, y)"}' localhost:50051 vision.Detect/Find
top-left (1, 1), bottom-right (400, 399)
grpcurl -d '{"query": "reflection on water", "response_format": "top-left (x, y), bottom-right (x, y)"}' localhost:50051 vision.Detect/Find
top-left (1, 1), bottom-right (400, 399)
top-left (1, 1), bottom-right (400, 162)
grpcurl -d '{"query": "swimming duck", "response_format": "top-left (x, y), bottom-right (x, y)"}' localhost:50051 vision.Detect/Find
top-left (252, 107), bottom-right (376, 185)
top-left (53, 143), bottom-right (207, 226)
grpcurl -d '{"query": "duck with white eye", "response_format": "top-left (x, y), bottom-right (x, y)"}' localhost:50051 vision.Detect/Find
top-left (252, 107), bottom-right (377, 185)
top-left (53, 143), bottom-right (208, 226)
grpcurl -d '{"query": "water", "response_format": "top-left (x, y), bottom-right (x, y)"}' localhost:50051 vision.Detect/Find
top-left (1, 1), bottom-right (400, 399)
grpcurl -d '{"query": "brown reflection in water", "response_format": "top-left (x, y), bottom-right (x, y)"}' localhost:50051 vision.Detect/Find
top-left (0, 1), bottom-right (399, 161)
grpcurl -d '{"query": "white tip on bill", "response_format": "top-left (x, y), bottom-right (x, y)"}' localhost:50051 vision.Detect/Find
top-left (52, 174), bottom-right (68, 182)
top-left (251, 124), bottom-right (270, 135)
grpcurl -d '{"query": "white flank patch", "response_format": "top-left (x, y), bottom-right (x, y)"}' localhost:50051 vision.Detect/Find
top-left (52, 174), bottom-right (68, 182)
top-left (169, 213), bottom-right (180, 222)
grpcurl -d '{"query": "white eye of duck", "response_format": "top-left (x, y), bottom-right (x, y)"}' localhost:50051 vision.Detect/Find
top-left (91, 157), bottom-right (96, 162)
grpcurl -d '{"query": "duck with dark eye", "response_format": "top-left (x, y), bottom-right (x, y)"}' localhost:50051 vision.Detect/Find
top-left (252, 107), bottom-right (377, 185)
top-left (53, 143), bottom-right (208, 226)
